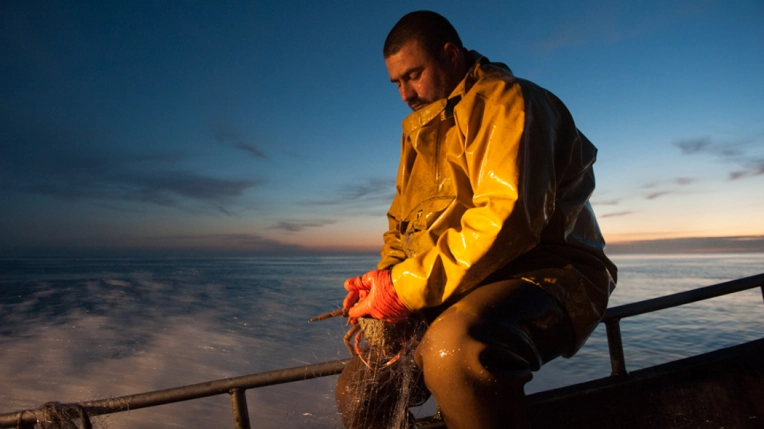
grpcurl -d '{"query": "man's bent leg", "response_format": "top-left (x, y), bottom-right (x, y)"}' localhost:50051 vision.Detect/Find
top-left (414, 279), bottom-right (574, 429)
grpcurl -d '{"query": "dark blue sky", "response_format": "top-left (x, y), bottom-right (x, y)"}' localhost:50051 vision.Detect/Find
top-left (2, 0), bottom-right (763, 257)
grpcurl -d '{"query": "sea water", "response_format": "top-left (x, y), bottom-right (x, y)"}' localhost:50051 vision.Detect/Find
top-left (1, 254), bottom-right (762, 428)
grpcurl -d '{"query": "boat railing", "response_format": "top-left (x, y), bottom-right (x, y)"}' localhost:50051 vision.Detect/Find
top-left (601, 272), bottom-right (764, 378)
top-left (1, 272), bottom-right (763, 429)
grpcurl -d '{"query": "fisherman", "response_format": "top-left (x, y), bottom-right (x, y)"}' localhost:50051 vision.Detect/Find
top-left (336, 11), bottom-right (617, 429)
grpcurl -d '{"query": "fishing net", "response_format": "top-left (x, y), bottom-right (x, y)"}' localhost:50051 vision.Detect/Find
top-left (25, 402), bottom-right (93, 429)
top-left (336, 317), bottom-right (431, 429)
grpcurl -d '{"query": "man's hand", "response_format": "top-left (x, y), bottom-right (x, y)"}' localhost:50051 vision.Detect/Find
top-left (343, 269), bottom-right (411, 322)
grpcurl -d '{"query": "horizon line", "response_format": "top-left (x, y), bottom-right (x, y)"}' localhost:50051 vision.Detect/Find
top-left (2, 235), bottom-right (764, 258)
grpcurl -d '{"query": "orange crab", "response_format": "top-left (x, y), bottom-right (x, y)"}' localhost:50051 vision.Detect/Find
top-left (309, 309), bottom-right (403, 369)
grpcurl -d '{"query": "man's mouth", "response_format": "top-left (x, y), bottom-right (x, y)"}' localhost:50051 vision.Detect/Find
top-left (407, 96), bottom-right (434, 111)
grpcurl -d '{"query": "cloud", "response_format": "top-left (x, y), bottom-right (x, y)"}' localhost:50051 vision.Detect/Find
top-left (641, 177), bottom-right (697, 189)
top-left (0, 231), bottom-right (332, 258)
top-left (213, 126), bottom-right (266, 159)
top-left (630, 176), bottom-right (699, 202)
top-left (341, 178), bottom-right (395, 200)
top-left (160, 232), bottom-right (298, 249)
top-left (600, 211), bottom-right (633, 218)
top-left (269, 220), bottom-right (337, 232)
top-left (0, 114), bottom-right (260, 211)
top-left (533, 0), bottom-right (714, 52)
top-left (645, 191), bottom-right (672, 200)
top-left (144, 232), bottom-right (372, 256)
top-left (673, 177), bottom-right (697, 186)
top-left (131, 171), bottom-right (255, 201)
top-left (729, 159), bottom-right (764, 180)
top-left (234, 143), bottom-right (266, 158)
top-left (675, 138), bottom-right (712, 154)
top-left (593, 199), bottom-right (622, 206)
top-left (674, 135), bottom-right (764, 180)
top-left (309, 178), bottom-right (396, 208)
top-left (130, 232), bottom-right (315, 256)
top-left (611, 134), bottom-right (761, 207)
top-left (607, 235), bottom-right (764, 254)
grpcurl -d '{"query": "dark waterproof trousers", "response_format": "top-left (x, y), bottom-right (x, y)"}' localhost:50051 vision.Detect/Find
top-left (336, 279), bottom-right (576, 429)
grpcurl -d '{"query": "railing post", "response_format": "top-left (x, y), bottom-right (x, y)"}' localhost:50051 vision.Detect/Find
top-left (605, 318), bottom-right (628, 377)
top-left (230, 389), bottom-right (251, 429)
top-left (14, 412), bottom-right (35, 429)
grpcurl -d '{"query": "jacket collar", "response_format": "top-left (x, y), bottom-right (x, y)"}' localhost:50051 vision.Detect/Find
top-left (401, 50), bottom-right (502, 135)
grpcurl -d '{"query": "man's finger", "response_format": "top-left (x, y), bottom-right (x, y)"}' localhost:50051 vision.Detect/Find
top-left (347, 298), bottom-right (371, 319)
top-left (344, 276), bottom-right (368, 292)
top-left (343, 291), bottom-right (360, 309)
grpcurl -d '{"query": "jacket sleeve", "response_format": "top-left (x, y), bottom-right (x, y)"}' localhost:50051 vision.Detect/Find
top-left (390, 81), bottom-right (556, 311)
top-left (377, 137), bottom-right (408, 271)
top-left (377, 200), bottom-right (407, 270)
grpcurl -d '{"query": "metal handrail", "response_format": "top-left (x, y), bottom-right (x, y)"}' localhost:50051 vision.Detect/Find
top-left (0, 359), bottom-right (349, 429)
top-left (602, 272), bottom-right (764, 377)
top-left (1, 273), bottom-right (763, 428)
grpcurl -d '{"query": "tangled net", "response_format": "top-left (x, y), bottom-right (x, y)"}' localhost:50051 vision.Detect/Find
top-left (15, 402), bottom-right (93, 429)
top-left (351, 317), bottom-right (429, 428)
top-left (310, 308), bottom-right (431, 428)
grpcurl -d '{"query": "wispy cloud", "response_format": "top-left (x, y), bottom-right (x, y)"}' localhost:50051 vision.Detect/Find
top-left (309, 177), bottom-right (396, 210)
top-left (645, 191), bottom-right (672, 200)
top-left (340, 178), bottom-right (395, 200)
top-left (269, 220), bottom-right (336, 232)
top-left (675, 137), bottom-right (713, 154)
top-left (159, 232), bottom-right (299, 250)
top-left (641, 177), bottom-right (697, 189)
top-left (0, 115), bottom-right (260, 212)
top-left (593, 198), bottom-right (622, 206)
top-left (139, 232), bottom-right (366, 256)
top-left (234, 143), bottom-right (266, 158)
top-left (607, 235), bottom-right (764, 254)
top-left (534, 0), bottom-right (715, 52)
top-left (729, 160), bottom-right (764, 180)
top-left (9, 170), bottom-right (257, 208)
top-left (674, 135), bottom-right (764, 180)
top-left (635, 177), bottom-right (698, 201)
top-left (674, 177), bottom-right (696, 186)
top-left (213, 126), bottom-right (266, 159)
top-left (600, 211), bottom-right (633, 218)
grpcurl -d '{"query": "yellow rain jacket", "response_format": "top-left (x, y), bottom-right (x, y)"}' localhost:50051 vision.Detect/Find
top-left (379, 52), bottom-right (617, 354)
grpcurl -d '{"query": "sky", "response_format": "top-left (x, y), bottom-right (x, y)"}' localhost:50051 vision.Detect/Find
top-left (1, 0), bottom-right (763, 257)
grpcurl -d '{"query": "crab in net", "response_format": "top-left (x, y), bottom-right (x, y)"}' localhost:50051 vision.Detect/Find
top-left (309, 309), bottom-right (410, 369)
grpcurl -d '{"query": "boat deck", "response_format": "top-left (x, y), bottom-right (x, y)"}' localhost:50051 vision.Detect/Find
top-left (413, 337), bottom-right (764, 428)
top-left (526, 337), bottom-right (764, 429)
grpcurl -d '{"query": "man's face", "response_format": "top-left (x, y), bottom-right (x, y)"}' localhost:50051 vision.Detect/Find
top-left (385, 40), bottom-right (458, 111)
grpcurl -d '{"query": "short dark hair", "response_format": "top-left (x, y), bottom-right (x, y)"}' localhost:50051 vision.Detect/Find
top-left (383, 11), bottom-right (463, 60)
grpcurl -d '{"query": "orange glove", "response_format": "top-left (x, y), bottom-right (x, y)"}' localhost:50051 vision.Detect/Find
top-left (343, 269), bottom-right (411, 323)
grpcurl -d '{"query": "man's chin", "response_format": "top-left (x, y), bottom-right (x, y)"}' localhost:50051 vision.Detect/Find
top-left (408, 97), bottom-right (440, 111)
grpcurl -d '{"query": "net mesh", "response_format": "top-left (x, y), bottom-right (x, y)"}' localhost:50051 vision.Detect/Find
top-left (338, 317), bottom-right (429, 429)
top-left (32, 402), bottom-right (92, 429)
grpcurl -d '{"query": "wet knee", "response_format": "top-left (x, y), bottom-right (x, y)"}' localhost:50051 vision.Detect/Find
top-left (415, 308), bottom-right (483, 382)
top-left (415, 306), bottom-right (538, 385)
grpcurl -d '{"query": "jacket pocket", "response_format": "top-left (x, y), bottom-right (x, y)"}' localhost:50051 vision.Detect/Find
top-left (401, 196), bottom-right (456, 257)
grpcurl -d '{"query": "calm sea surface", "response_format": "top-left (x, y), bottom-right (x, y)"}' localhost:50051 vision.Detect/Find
top-left (1, 254), bottom-right (762, 428)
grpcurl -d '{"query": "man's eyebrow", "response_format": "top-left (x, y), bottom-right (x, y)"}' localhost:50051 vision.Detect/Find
top-left (390, 66), bottom-right (424, 83)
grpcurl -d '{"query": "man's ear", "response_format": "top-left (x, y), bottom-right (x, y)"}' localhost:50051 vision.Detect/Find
top-left (442, 42), bottom-right (462, 67)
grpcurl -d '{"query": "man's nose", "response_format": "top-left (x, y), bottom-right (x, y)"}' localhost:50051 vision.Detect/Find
top-left (399, 83), bottom-right (417, 103)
